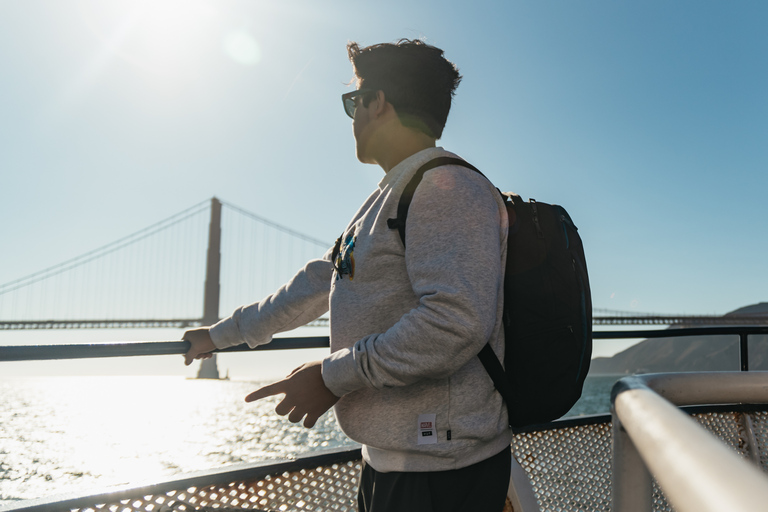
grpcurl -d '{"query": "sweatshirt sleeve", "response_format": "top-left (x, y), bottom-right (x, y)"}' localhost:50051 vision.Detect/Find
top-left (209, 248), bottom-right (334, 350)
top-left (322, 167), bottom-right (507, 396)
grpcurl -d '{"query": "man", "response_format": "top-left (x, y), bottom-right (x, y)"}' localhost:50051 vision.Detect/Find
top-left (183, 39), bottom-right (511, 511)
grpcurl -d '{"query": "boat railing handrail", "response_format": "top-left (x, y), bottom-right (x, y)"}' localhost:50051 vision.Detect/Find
top-left (2, 325), bottom-right (768, 364)
top-left (611, 371), bottom-right (768, 512)
top-left (594, 325), bottom-right (768, 371)
top-left (0, 336), bottom-right (331, 362)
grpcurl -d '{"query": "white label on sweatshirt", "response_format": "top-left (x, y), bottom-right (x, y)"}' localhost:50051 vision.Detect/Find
top-left (417, 414), bottom-right (437, 445)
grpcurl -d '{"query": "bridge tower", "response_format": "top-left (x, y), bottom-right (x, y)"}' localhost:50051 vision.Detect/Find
top-left (197, 197), bottom-right (223, 379)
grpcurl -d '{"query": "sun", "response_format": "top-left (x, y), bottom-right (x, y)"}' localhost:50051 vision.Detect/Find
top-left (77, 0), bottom-right (225, 82)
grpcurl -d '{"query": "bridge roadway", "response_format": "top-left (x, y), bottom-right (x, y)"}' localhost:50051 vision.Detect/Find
top-left (2, 315), bottom-right (768, 330)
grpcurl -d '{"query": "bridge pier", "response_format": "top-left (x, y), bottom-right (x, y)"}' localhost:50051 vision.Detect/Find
top-left (198, 198), bottom-right (222, 380)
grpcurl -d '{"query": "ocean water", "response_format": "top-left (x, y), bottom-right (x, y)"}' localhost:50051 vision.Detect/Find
top-left (0, 374), bottom-right (620, 506)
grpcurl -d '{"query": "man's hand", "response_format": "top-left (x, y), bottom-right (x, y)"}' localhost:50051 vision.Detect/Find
top-left (245, 361), bottom-right (340, 428)
top-left (183, 327), bottom-right (217, 366)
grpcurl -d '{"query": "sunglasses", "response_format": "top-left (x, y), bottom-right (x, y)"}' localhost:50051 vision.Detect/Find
top-left (341, 89), bottom-right (374, 119)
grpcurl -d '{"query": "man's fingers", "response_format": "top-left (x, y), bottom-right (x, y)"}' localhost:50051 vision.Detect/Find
top-left (275, 397), bottom-right (295, 416)
top-left (303, 414), bottom-right (319, 428)
top-left (245, 382), bottom-right (285, 403)
top-left (183, 349), bottom-right (209, 366)
top-left (287, 408), bottom-right (304, 424)
top-left (182, 329), bottom-right (216, 367)
top-left (286, 365), bottom-right (304, 378)
top-left (242, 361), bottom-right (335, 430)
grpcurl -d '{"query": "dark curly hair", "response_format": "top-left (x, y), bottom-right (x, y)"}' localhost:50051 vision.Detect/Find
top-left (347, 39), bottom-right (462, 139)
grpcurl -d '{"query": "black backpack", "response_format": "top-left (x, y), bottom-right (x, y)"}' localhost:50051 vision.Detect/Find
top-left (387, 157), bottom-right (592, 429)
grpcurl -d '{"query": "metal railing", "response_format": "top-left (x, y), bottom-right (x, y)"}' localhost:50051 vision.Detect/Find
top-left (4, 325), bottom-right (768, 512)
top-left (4, 325), bottom-right (768, 365)
top-left (0, 336), bottom-right (330, 361)
top-left (611, 372), bottom-right (768, 512)
top-left (593, 325), bottom-right (768, 371)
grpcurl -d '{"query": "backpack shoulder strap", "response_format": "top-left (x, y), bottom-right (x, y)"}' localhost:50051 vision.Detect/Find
top-left (386, 157), bottom-right (483, 247)
top-left (387, 156), bottom-right (514, 427)
top-left (478, 343), bottom-right (515, 428)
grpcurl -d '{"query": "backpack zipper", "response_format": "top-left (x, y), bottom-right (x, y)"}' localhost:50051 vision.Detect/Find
top-left (560, 215), bottom-right (570, 249)
top-left (530, 199), bottom-right (544, 238)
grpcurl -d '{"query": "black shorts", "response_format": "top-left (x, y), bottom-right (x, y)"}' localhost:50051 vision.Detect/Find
top-left (357, 447), bottom-right (511, 512)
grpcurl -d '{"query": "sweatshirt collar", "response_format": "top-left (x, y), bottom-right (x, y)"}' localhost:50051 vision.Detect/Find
top-left (377, 147), bottom-right (449, 190)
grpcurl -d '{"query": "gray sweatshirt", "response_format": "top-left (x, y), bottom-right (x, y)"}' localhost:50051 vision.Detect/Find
top-left (210, 147), bottom-right (512, 472)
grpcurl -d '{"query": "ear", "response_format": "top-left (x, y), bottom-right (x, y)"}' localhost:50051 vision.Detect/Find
top-left (370, 90), bottom-right (389, 119)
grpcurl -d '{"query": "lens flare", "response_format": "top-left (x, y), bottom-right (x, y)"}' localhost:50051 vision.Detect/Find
top-left (222, 30), bottom-right (261, 66)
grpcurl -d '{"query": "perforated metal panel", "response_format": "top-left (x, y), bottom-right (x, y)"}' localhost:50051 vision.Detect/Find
top-left (749, 411), bottom-right (768, 470)
top-left (649, 411), bottom-right (757, 512)
top-left (694, 412), bottom-right (751, 458)
top-left (510, 421), bottom-right (613, 512)
top-left (69, 460), bottom-right (361, 512)
top-left (509, 411), bottom-right (768, 512)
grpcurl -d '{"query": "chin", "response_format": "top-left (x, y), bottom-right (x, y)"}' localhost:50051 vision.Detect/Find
top-left (355, 146), bottom-right (370, 164)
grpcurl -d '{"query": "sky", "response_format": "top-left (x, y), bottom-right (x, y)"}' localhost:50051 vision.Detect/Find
top-left (1, 0), bottom-right (767, 377)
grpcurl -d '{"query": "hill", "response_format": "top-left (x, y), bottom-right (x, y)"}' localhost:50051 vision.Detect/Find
top-left (589, 303), bottom-right (768, 375)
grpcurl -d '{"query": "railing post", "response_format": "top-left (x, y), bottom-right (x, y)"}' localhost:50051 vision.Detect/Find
top-left (740, 332), bottom-right (749, 371)
top-left (198, 197), bottom-right (222, 379)
top-left (612, 419), bottom-right (653, 512)
top-left (612, 379), bottom-right (653, 512)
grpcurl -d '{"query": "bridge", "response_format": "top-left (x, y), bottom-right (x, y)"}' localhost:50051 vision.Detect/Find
top-left (0, 198), bottom-right (335, 377)
top-left (0, 198), bottom-right (332, 331)
top-left (591, 309), bottom-right (768, 326)
top-left (1, 197), bottom-right (766, 360)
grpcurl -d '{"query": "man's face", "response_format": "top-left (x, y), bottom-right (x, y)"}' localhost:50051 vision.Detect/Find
top-left (352, 92), bottom-right (376, 164)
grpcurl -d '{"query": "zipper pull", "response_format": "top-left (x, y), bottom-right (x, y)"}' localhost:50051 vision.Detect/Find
top-left (530, 199), bottom-right (544, 238)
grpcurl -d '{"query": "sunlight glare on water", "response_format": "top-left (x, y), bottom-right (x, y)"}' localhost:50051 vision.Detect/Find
top-left (0, 376), bottom-right (353, 504)
top-left (0, 374), bottom-right (615, 505)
